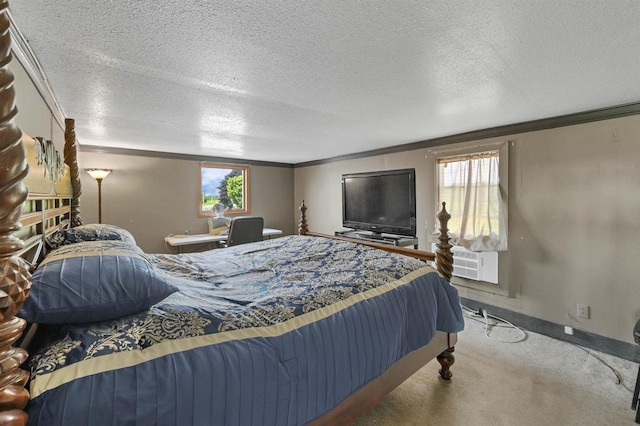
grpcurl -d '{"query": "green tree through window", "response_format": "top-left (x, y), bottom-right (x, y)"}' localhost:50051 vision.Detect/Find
top-left (198, 162), bottom-right (250, 217)
top-left (217, 170), bottom-right (241, 208)
top-left (227, 175), bottom-right (243, 208)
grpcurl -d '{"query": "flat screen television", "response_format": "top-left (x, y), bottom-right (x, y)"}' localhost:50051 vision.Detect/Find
top-left (341, 168), bottom-right (416, 237)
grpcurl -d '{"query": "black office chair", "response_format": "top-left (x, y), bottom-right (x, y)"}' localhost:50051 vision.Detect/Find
top-left (225, 216), bottom-right (264, 247)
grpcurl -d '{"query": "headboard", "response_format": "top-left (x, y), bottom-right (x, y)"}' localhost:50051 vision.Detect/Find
top-left (0, 2), bottom-right (77, 423)
top-left (19, 134), bottom-right (72, 264)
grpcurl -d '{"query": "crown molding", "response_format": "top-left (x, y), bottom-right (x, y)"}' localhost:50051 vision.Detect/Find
top-left (295, 101), bottom-right (640, 168)
top-left (7, 9), bottom-right (65, 129)
top-left (79, 144), bottom-right (294, 168)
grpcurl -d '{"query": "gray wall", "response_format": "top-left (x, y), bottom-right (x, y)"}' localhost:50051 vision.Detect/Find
top-left (295, 114), bottom-right (640, 345)
top-left (11, 59), bottom-right (65, 153)
top-left (10, 56), bottom-right (296, 255)
top-left (78, 151), bottom-right (295, 253)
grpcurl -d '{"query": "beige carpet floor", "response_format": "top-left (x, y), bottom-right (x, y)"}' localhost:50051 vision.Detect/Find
top-left (354, 313), bottom-right (639, 426)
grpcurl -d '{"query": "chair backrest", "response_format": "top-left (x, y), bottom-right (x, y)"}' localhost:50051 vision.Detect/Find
top-left (227, 216), bottom-right (264, 246)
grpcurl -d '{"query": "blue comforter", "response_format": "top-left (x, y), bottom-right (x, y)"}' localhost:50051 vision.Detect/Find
top-left (27, 235), bottom-right (463, 425)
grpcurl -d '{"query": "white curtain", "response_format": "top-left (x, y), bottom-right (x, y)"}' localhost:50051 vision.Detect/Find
top-left (438, 152), bottom-right (507, 251)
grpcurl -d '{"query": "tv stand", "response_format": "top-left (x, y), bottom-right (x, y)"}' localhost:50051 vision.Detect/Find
top-left (335, 230), bottom-right (418, 249)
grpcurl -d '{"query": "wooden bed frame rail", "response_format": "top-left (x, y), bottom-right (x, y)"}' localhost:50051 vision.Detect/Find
top-left (297, 200), bottom-right (454, 281)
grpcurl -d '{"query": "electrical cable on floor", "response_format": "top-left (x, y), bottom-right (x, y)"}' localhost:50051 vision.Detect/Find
top-left (461, 305), bottom-right (625, 386)
top-left (481, 310), bottom-right (527, 343)
top-left (462, 310), bottom-right (512, 328)
top-left (565, 311), bottom-right (623, 386)
top-left (572, 343), bottom-right (623, 385)
top-left (461, 304), bottom-right (527, 343)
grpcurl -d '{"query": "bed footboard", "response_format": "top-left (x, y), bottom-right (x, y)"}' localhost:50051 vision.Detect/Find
top-left (297, 200), bottom-right (454, 281)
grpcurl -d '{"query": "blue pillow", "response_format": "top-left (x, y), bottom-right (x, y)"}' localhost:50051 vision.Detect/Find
top-left (47, 224), bottom-right (136, 250)
top-left (19, 240), bottom-right (177, 324)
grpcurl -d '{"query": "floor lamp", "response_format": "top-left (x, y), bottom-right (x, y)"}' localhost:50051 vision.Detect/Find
top-left (85, 169), bottom-right (112, 224)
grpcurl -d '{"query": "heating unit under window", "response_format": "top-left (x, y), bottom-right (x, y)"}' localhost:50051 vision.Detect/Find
top-left (431, 243), bottom-right (499, 284)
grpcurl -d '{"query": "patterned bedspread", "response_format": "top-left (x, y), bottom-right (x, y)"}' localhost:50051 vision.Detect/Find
top-left (27, 235), bottom-right (464, 425)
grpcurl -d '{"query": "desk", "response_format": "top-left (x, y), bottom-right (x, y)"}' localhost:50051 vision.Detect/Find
top-left (165, 228), bottom-right (283, 252)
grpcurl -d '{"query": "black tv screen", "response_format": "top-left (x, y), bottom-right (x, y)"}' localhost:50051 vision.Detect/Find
top-left (342, 168), bottom-right (416, 237)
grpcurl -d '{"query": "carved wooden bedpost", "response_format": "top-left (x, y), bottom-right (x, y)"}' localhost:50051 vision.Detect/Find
top-left (0, 1), bottom-right (32, 423)
top-left (298, 200), bottom-right (308, 235)
top-left (64, 118), bottom-right (83, 227)
top-left (435, 202), bottom-right (453, 282)
top-left (434, 202), bottom-right (455, 380)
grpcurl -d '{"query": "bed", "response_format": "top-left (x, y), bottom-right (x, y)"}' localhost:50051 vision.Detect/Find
top-left (21, 231), bottom-right (463, 425)
top-left (0, 4), bottom-right (463, 424)
top-left (13, 225), bottom-right (464, 426)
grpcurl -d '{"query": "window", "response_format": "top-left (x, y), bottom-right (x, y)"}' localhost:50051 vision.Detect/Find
top-left (198, 162), bottom-right (250, 217)
top-left (437, 150), bottom-right (507, 251)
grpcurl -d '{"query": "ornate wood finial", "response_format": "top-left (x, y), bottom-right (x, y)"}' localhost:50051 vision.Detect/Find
top-left (0, 1), bottom-right (32, 423)
top-left (64, 118), bottom-right (83, 227)
top-left (435, 202), bottom-right (453, 281)
top-left (298, 200), bottom-right (308, 235)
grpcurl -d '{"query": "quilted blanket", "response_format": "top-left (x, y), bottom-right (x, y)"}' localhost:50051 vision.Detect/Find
top-left (27, 235), bottom-right (463, 425)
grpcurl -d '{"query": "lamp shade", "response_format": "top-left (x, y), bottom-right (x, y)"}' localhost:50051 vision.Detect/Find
top-left (85, 168), bottom-right (112, 180)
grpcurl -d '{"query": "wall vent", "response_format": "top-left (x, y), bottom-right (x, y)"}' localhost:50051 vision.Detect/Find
top-left (431, 243), bottom-right (499, 284)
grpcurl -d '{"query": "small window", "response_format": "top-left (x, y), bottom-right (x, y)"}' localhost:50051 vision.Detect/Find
top-left (198, 162), bottom-right (250, 217)
top-left (437, 150), bottom-right (507, 251)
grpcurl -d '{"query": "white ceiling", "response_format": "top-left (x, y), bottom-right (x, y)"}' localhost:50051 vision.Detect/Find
top-left (9, 1), bottom-right (640, 164)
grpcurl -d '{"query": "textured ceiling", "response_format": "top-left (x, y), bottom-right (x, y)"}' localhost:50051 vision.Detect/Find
top-left (9, 1), bottom-right (640, 164)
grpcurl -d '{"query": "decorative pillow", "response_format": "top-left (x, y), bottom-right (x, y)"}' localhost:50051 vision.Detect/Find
top-left (47, 224), bottom-right (136, 249)
top-left (19, 240), bottom-right (177, 324)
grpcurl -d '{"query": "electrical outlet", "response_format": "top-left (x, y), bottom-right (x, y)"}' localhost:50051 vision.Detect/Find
top-left (564, 325), bottom-right (574, 335)
top-left (577, 304), bottom-right (590, 319)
